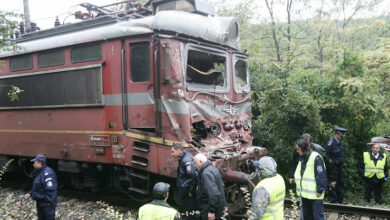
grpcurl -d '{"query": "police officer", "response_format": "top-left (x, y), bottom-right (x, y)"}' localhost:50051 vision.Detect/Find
top-left (289, 133), bottom-right (328, 184)
top-left (24, 154), bottom-right (58, 220)
top-left (171, 143), bottom-right (198, 219)
top-left (294, 139), bottom-right (327, 220)
top-left (138, 182), bottom-right (181, 220)
top-left (326, 126), bottom-right (347, 204)
top-left (358, 139), bottom-right (388, 204)
top-left (250, 156), bottom-right (285, 220)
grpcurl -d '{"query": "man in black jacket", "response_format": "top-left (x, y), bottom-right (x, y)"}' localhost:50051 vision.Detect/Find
top-left (194, 153), bottom-right (227, 220)
top-left (171, 143), bottom-right (199, 219)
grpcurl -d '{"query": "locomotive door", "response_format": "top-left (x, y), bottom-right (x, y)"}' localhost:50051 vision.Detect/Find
top-left (125, 39), bottom-right (156, 129)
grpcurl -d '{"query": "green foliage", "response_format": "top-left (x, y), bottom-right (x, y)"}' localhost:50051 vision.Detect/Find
top-left (214, 0), bottom-right (390, 204)
top-left (0, 11), bottom-right (23, 102)
top-left (7, 85), bottom-right (24, 102)
top-left (0, 11), bottom-right (21, 52)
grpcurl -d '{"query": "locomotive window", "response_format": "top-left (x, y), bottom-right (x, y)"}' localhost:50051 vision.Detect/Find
top-left (130, 43), bottom-right (150, 82)
top-left (10, 55), bottom-right (33, 72)
top-left (186, 49), bottom-right (227, 91)
top-left (234, 60), bottom-right (248, 88)
top-left (0, 66), bottom-right (102, 109)
top-left (71, 44), bottom-right (101, 63)
top-left (38, 49), bottom-right (65, 68)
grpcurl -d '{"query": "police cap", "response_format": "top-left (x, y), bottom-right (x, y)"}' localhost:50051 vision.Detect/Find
top-left (31, 154), bottom-right (46, 163)
top-left (153, 182), bottom-right (170, 198)
top-left (334, 126), bottom-right (347, 136)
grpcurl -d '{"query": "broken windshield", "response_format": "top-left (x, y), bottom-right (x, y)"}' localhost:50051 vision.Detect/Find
top-left (185, 45), bottom-right (228, 92)
top-left (233, 55), bottom-right (249, 93)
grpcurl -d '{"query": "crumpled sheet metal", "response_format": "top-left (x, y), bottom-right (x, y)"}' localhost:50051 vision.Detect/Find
top-left (190, 100), bottom-right (251, 121)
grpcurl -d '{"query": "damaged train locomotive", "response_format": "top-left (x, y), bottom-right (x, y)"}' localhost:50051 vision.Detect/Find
top-left (0, 0), bottom-right (264, 212)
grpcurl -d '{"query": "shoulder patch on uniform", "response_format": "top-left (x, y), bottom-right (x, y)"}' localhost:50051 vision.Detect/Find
top-left (45, 177), bottom-right (52, 182)
top-left (47, 181), bottom-right (53, 187)
top-left (184, 161), bottom-right (193, 166)
top-left (44, 172), bottom-right (49, 176)
top-left (327, 139), bottom-right (333, 146)
top-left (317, 165), bottom-right (323, 173)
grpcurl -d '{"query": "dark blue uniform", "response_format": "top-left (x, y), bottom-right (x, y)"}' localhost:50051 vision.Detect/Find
top-left (30, 166), bottom-right (58, 220)
top-left (299, 151), bottom-right (327, 220)
top-left (326, 136), bottom-right (345, 203)
top-left (177, 150), bottom-right (198, 219)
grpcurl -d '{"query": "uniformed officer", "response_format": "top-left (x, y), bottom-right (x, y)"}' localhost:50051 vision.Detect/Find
top-left (24, 154), bottom-right (58, 220)
top-left (171, 143), bottom-right (199, 219)
top-left (358, 139), bottom-right (388, 204)
top-left (326, 126), bottom-right (347, 204)
top-left (289, 133), bottom-right (328, 183)
top-left (250, 156), bottom-right (285, 220)
top-left (289, 133), bottom-right (327, 220)
top-left (294, 139), bottom-right (327, 220)
top-left (138, 182), bottom-right (181, 220)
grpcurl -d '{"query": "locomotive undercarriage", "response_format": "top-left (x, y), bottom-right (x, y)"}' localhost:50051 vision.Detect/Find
top-left (1, 155), bottom-right (153, 199)
top-left (1, 151), bottom-right (259, 213)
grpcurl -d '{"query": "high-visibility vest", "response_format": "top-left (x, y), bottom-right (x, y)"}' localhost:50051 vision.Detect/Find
top-left (254, 174), bottom-right (285, 220)
top-left (294, 151), bottom-right (325, 200)
top-left (364, 152), bottom-right (386, 179)
top-left (138, 203), bottom-right (178, 220)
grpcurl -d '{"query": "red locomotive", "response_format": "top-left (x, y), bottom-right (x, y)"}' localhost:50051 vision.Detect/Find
top-left (0, 0), bottom-right (264, 212)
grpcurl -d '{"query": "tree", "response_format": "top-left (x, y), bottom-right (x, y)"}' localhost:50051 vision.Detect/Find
top-left (0, 10), bottom-right (23, 101)
top-left (231, 0), bottom-right (390, 200)
top-left (0, 11), bottom-right (20, 51)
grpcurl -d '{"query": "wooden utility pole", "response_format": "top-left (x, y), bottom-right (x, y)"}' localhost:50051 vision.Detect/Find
top-left (23, 0), bottom-right (31, 31)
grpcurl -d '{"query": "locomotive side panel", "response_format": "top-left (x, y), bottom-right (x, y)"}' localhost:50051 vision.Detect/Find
top-left (0, 40), bottom-right (127, 164)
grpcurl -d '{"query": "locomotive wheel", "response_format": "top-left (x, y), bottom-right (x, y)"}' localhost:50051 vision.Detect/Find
top-left (18, 158), bottom-right (36, 178)
top-left (118, 173), bottom-right (151, 202)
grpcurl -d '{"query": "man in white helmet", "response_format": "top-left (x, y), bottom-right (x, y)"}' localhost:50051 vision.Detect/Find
top-left (250, 156), bottom-right (285, 220)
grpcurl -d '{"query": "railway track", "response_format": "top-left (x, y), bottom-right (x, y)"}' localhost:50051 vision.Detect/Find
top-left (324, 202), bottom-right (390, 218)
top-left (3, 180), bottom-right (390, 219)
top-left (283, 199), bottom-right (390, 219)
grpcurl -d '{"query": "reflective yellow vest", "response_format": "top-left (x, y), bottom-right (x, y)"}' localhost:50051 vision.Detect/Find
top-left (294, 151), bottom-right (325, 200)
top-left (254, 174), bottom-right (285, 220)
top-left (364, 152), bottom-right (386, 179)
top-left (138, 202), bottom-right (178, 220)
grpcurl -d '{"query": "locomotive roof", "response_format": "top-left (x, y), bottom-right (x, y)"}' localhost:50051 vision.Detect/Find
top-left (0, 11), bottom-right (239, 58)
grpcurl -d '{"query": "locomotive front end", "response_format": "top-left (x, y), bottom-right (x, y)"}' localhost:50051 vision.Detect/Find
top-left (151, 7), bottom-right (266, 211)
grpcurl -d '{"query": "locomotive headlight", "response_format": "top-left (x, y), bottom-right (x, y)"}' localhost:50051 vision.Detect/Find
top-left (235, 120), bottom-right (242, 129)
top-left (243, 120), bottom-right (252, 131)
top-left (210, 122), bottom-right (221, 136)
top-left (223, 122), bottom-right (234, 131)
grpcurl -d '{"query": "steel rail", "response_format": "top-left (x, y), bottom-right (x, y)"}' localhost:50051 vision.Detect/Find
top-left (285, 199), bottom-right (390, 218)
top-left (324, 202), bottom-right (390, 218)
